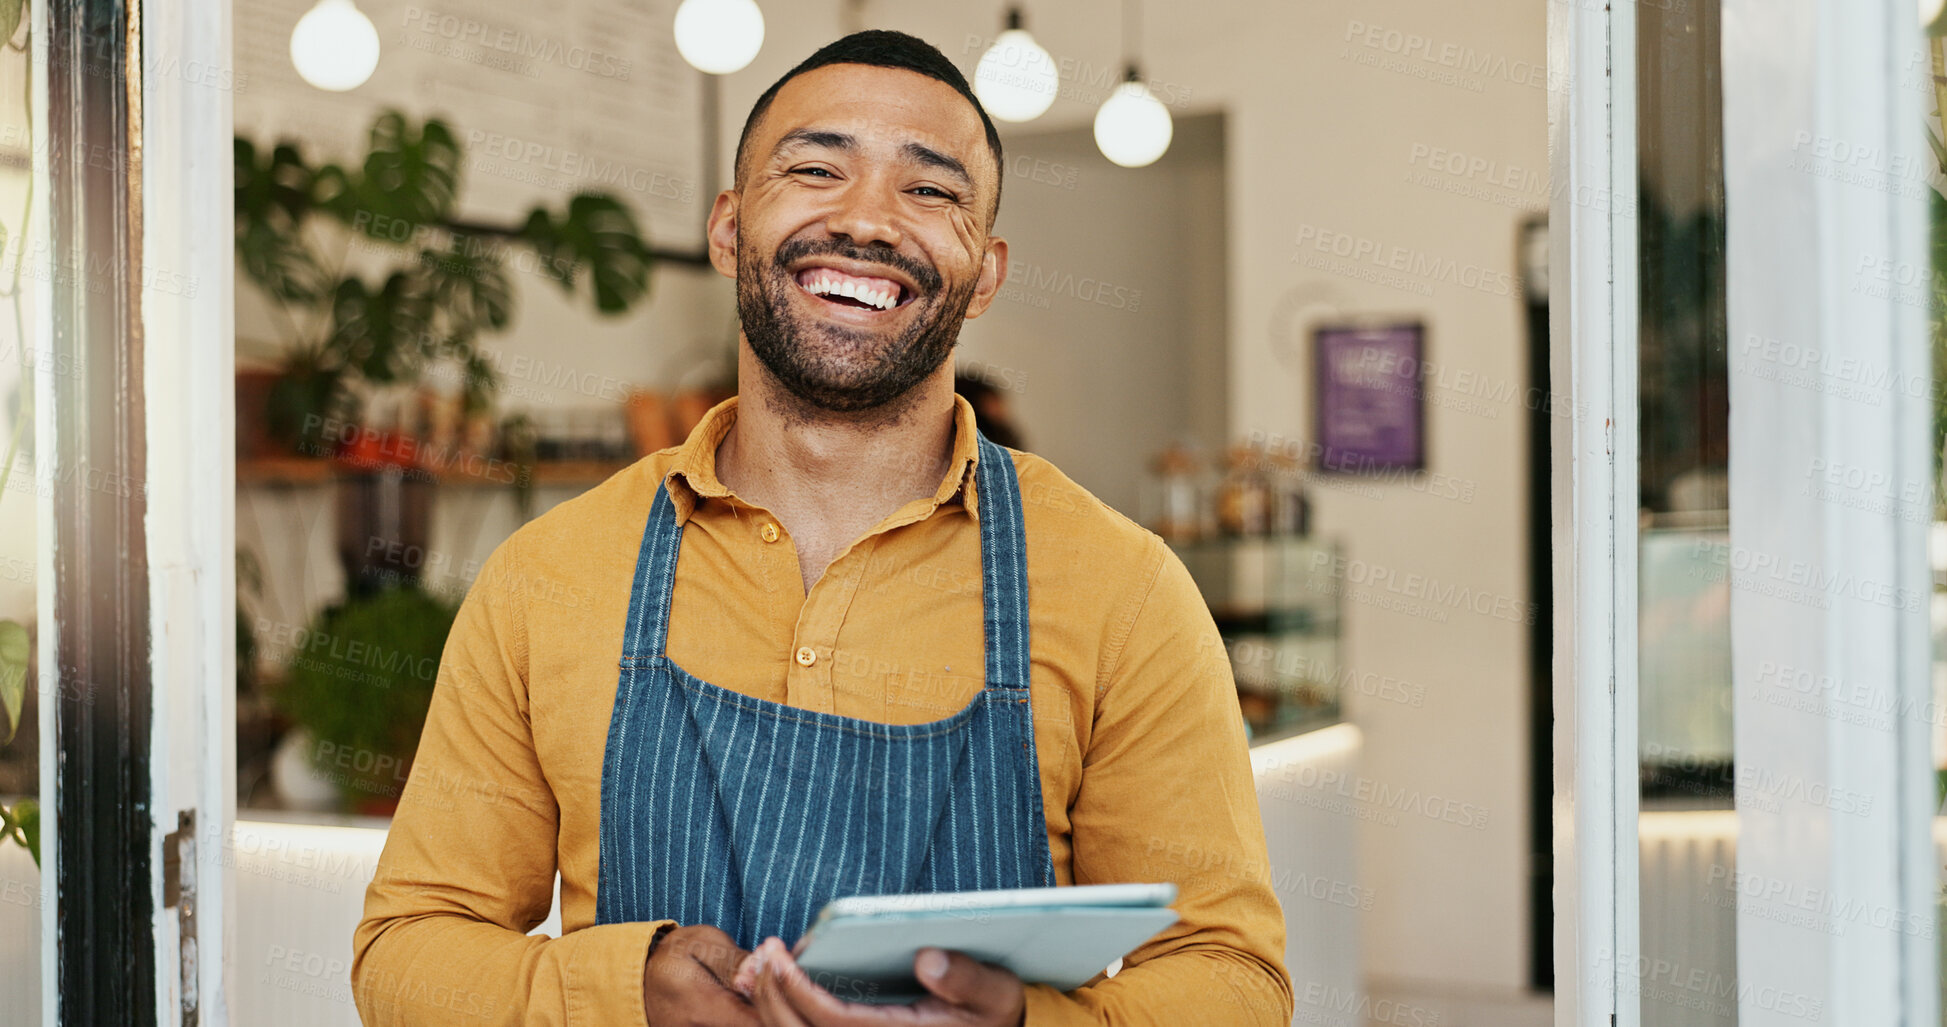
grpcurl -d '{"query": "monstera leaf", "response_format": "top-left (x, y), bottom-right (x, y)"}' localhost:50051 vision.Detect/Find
top-left (329, 273), bottom-right (438, 384)
top-left (424, 237), bottom-right (513, 334)
top-left (0, 618), bottom-right (24, 745)
top-left (520, 193), bottom-right (654, 313)
top-left (235, 139), bottom-right (325, 302)
top-left (329, 111), bottom-right (462, 238)
top-left (0, 0), bottom-right (23, 48)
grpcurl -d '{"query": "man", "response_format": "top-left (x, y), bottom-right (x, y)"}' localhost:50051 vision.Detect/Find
top-left (353, 30), bottom-right (1291, 1027)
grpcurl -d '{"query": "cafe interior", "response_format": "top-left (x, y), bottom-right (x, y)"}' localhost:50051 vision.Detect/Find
top-left (0, 0), bottom-right (1764, 1023)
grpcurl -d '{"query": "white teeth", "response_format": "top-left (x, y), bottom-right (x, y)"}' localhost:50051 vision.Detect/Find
top-left (802, 271), bottom-right (899, 310)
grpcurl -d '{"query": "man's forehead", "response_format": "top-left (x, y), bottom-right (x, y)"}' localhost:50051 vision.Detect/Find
top-left (761, 64), bottom-right (992, 170)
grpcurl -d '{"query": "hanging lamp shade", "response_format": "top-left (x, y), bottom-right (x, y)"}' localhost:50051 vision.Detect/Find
top-left (975, 8), bottom-right (1059, 123)
top-left (290, 0), bottom-right (380, 92)
top-left (674, 0), bottom-right (765, 75)
top-left (1093, 68), bottom-right (1172, 168)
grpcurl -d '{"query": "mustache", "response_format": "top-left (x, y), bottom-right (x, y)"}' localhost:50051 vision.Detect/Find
top-left (772, 236), bottom-right (943, 296)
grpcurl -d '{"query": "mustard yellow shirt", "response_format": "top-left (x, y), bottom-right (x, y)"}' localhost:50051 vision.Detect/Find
top-left (353, 396), bottom-right (1292, 1026)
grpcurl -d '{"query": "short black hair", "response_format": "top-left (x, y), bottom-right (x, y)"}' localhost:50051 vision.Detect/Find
top-left (734, 30), bottom-right (1005, 224)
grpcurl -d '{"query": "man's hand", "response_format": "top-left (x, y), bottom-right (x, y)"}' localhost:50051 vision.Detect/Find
top-left (643, 924), bottom-right (761, 1027)
top-left (744, 937), bottom-right (1026, 1027)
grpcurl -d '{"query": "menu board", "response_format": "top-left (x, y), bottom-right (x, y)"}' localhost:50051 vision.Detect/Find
top-left (1313, 323), bottom-right (1427, 472)
top-left (234, 0), bottom-right (712, 255)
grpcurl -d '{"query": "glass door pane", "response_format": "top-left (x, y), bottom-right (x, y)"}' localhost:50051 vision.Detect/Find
top-left (1638, 0), bottom-right (1736, 1022)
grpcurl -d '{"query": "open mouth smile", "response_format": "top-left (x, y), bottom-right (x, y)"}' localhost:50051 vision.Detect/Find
top-left (793, 265), bottom-right (918, 314)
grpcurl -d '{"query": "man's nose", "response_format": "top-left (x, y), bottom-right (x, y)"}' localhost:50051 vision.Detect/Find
top-left (824, 180), bottom-right (903, 250)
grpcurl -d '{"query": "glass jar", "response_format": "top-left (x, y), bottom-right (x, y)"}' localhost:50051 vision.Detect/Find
top-left (1216, 444), bottom-right (1271, 537)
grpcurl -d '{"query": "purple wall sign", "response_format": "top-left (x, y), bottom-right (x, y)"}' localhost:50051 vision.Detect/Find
top-left (1313, 323), bottom-right (1426, 472)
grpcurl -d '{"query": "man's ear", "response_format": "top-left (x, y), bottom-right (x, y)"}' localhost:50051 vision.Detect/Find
top-left (962, 237), bottom-right (1008, 320)
top-left (706, 190), bottom-right (740, 280)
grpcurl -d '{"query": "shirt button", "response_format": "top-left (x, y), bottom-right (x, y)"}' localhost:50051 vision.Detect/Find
top-left (760, 523), bottom-right (780, 543)
top-left (795, 646), bottom-right (817, 667)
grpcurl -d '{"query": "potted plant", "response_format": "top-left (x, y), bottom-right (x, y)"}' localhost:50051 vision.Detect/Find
top-left (270, 584), bottom-right (459, 814)
top-left (236, 109), bottom-right (657, 591)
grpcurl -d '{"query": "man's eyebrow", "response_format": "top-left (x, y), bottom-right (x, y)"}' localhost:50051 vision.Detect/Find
top-left (902, 142), bottom-right (972, 188)
top-left (773, 128), bottom-right (858, 157)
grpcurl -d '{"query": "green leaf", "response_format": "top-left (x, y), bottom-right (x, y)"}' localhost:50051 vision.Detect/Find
top-left (234, 139), bottom-right (326, 302)
top-left (328, 273), bottom-right (437, 384)
top-left (519, 193), bottom-right (653, 314)
top-left (331, 111), bottom-right (461, 239)
top-left (0, 0), bottom-right (24, 47)
top-left (423, 238), bottom-right (512, 333)
top-left (0, 619), bottom-right (26, 745)
top-left (14, 799), bottom-right (37, 867)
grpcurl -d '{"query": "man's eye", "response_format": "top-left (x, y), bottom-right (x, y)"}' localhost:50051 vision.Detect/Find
top-left (792, 167), bottom-right (836, 178)
top-left (911, 186), bottom-right (957, 200)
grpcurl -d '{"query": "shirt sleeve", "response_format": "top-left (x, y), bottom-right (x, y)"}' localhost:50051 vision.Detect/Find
top-left (1023, 537), bottom-right (1293, 1027)
top-left (351, 537), bottom-right (670, 1027)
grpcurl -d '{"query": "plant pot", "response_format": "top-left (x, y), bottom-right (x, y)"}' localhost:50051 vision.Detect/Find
top-left (269, 728), bottom-right (340, 813)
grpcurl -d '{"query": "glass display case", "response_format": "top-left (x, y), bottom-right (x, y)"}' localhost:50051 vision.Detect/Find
top-left (1172, 535), bottom-right (1343, 742)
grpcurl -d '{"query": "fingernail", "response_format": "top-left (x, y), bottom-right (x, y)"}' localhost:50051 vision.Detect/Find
top-left (918, 948), bottom-right (948, 980)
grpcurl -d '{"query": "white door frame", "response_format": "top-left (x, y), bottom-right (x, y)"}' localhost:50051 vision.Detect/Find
top-left (1549, 0), bottom-right (1642, 1022)
top-left (34, 0), bottom-right (235, 1021)
top-left (1553, 0), bottom-right (1940, 1022)
top-left (141, 0), bottom-right (238, 1021)
top-left (1721, 0), bottom-right (1935, 1021)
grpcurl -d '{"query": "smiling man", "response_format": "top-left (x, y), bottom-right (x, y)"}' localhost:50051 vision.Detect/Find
top-left (353, 31), bottom-right (1291, 1027)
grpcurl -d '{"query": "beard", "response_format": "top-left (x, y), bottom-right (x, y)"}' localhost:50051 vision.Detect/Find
top-left (737, 231), bottom-right (978, 414)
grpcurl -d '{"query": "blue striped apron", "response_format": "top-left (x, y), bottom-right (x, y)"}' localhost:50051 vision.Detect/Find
top-left (595, 434), bottom-right (1056, 949)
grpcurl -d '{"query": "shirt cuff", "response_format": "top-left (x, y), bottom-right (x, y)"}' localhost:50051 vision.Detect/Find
top-left (562, 919), bottom-right (672, 1027)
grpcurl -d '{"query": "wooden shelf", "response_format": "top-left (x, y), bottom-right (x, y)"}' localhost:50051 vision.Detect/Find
top-left (236, 456), bottom-right (632, 489)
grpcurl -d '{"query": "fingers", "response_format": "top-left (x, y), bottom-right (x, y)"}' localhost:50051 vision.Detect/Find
top-left (733, 951), bottom-right (763, 998)
top-left (750, 941), bottom-right (816, 1027)
top-left (753, 938), bottom-right (896, 1026)
top-left (912, 948), bottom-right (1023, 1020)
top-left (665, 924), bottom-right (752, 991)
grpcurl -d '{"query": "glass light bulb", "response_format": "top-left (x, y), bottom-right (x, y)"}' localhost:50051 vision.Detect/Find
top-left (674, 0), bottom-right (765, 75)
top-left (1093, 80), bottom-right (1173, 168)
top-left (975, 28), bottom-right (1059, 123)
top-left (290, 0), bottom-right (380, 93)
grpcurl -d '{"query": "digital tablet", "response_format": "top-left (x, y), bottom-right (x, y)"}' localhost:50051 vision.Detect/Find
top-left (793, 884), bottom-right (1179, 1005)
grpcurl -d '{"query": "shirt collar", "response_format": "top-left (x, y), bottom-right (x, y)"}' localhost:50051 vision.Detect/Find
top-left (661, 394), bottom-right (984, 525)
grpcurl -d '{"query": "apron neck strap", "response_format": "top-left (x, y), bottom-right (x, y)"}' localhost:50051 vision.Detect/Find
top-left (621, 433), bottom-right (1032, 686)
top-left (974, 434), bottom-right (1031, 689)
top-left (620, 482), bottom-right (685, 663)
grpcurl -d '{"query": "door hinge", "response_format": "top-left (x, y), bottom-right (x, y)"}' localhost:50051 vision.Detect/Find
top-left (162, 809), bottom-right (199, 1026)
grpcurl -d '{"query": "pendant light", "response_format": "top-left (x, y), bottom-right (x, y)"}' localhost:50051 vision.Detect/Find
top-left (975, 7), bottom-right (1059, 123)
top-left (289, 0), bottom-right (380, 93)
top-left (1093, 0), bottom-right (1172, 168)
top-left (674, 0), bottom-right (766, 75)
